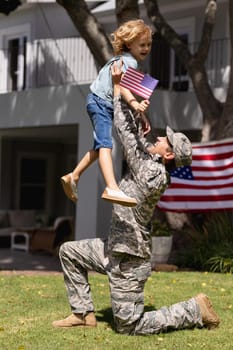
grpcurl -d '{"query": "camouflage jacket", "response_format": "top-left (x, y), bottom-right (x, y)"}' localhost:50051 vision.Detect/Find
top-left (107, 96), bottom-right (170, 259)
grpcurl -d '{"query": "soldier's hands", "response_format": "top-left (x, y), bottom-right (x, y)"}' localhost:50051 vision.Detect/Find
top-left (111, 60), bottom-right (123, 85)
top-left (140, 113), bottom-right (151, 135)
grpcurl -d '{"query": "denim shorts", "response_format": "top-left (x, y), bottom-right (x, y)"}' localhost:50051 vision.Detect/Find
top-left (86, 93), bottom-right (113, 150)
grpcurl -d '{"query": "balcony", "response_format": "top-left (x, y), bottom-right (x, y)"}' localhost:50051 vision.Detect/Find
top-left (151, 37), bottom-right (229, 92)
top-left (0, 36), bottom-right (229, 94)
top-left (0, 37), bottom-right (98, 93)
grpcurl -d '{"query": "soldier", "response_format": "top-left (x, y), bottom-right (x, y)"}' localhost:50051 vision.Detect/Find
top-left (52, 63), bottom-right (220, 334)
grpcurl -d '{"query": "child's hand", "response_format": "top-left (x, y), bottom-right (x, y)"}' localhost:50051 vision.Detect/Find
top-left (111, 60), bottom-right (123, 84)
top-left (133, 99), bottom-right (150, 113)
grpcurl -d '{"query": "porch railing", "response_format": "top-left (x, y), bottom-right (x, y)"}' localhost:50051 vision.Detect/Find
top-left (0, 36), bottom-right (229, 94)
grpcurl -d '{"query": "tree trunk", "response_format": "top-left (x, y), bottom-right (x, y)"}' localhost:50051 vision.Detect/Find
top-left (56, 0), bottom-right (233, 140)
top-left (56, 0), bottom-right (140, 66)
top-left (188, 63), bottom-right (223, 141)
top-left (56, 0), bottom-right (113, 67)
top-left (144, 0), bottom-right (226, 141)
top-left (115, 0), bottom-right (140, 25)
top-left (216, 0), bottom-right (233, 139)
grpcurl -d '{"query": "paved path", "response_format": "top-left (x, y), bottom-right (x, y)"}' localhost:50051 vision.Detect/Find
top-left (0, 249), bottom-right (180, 275)
top-left (0, 248), bottom-right (62, 274)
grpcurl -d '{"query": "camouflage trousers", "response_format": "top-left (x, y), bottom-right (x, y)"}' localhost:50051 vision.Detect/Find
top-left (59, 238), bottom-right (203, 335)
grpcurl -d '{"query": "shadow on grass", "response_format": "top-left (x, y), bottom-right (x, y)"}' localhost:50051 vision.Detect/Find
top-left (96, 305), bottom-right (156, 330)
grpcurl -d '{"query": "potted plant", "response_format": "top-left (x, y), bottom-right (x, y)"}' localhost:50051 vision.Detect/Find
top-left (150, 219), bottom-right (173, 267)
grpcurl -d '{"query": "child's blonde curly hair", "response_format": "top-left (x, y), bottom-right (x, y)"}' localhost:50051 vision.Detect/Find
top-left (111, 19), bottom-right (152, 55)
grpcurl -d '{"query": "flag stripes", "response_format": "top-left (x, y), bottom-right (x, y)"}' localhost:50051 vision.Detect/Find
top-left (120, 67), bottom-right (159, 99)
top-left (157, 137), bottom-right (233, 212)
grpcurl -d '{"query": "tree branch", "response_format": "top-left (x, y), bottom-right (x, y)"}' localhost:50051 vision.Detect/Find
top-left (217, 0), bottom-right (233, 138)
top-left (225, 0), bottom-right (233, 102)
top-left (56, 0), bottom-right (113, 67)
top-left (143, 0), bottom-right (192, 65)
top-left (0, 0), bottom-right (21, 15)
top-left (195, 0), bottom-right (217, 62)
top-left (144, 0), bottom-right (222, 137)
top-left (115, 0), bottom-right (140, 25)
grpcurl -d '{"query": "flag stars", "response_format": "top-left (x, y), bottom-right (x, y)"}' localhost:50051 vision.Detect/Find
top-left (170, 166), bottom-right (194, 180)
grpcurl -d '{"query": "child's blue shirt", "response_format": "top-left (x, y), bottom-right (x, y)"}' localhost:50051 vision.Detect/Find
top-left (90, 52), bottom-right (137, 103)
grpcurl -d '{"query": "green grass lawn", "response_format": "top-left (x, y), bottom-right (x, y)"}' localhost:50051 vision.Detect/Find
top-left (0, 270), bottom-right (232, 350)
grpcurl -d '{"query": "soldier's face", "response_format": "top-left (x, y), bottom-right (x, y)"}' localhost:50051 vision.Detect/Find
top-left (151, 137), bottom-right (174, 162)
top-left (153, 137), bottom-right (170, 153)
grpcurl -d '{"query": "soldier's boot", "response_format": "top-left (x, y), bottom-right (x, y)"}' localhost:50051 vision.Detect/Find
top-left (195, 293), bottom-right (220, 330)
top-left (52, 312), bottom-right (97, 328)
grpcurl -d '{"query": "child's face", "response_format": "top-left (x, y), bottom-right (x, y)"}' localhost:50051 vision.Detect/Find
top-left (127, 33), bottom-right (152, 62)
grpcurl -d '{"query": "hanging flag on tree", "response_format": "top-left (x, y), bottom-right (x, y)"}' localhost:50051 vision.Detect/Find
top-left (120, 67), bottom-right (159, 99)
top-left (157, 137), bottom-right (233, 212)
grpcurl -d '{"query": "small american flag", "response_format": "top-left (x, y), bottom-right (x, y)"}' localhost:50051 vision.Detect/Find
top-left (157, 138), bottom-right (233, 212)
top-left (120, 67), bottom-right (159, 99)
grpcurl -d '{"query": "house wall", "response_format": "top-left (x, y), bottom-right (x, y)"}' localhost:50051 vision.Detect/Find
top-left (0, 3), bottom-right (77, 40)
top-left (0, 83), bottom-right (203, 130)
top-left (0, 0), bottom-right (229, 240)
top-left (31, 4), bottom-right (78, 39)
top-left (0, 84), bottom-right (88, 127)
top-left (0, 83), bottom-right (202, 239)
top-left (0, 83), bottom-right (114, 239)
top-left (149, 90), bottom-right (202, 130)
top-left (95, 0), bottom-right (228, 39)
top-left (1, 138), bottom-right (63, 209)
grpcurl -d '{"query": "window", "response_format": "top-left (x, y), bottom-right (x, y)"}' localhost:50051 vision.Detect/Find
top-left (171, 34), bottom-right (189, 91)
top-left (150, 33), bottom-right (189, 91)
top-left (19, 158), bottom-right (47, 210)
top-left (150, 33), bottom-right (170, 89)
top-left (15, 151), bottom-right (55, 211)
top-left (7, 36), bottom-right (27, 91)
top-left (0, 24), bottom-right (30, 92)
top-left (150, 18), bottom-right (195, 92)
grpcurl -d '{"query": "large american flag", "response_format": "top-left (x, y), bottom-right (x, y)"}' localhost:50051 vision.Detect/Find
top-left (157, 137), bottom-right (233, 212)
top-left (120, 67), bottom-right (159, 99)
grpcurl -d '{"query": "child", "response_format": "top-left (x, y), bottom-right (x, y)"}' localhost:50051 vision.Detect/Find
top-left (61, 19), bottom-right (152, 206)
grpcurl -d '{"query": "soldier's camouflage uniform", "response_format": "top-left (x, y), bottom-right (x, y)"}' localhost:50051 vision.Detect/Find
top-left (59, 96), bottom-right (203, 335)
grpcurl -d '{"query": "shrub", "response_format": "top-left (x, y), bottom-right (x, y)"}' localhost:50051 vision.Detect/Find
top-left (174, 211), bottom-right (233, 272)
top-left (151, 219), bottom-right (172, 237)
top-left (206, 256), bottom-right (233, 273)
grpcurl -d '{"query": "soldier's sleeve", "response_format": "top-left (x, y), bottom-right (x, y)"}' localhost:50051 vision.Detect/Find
top-left (113, 95), bottom-right (148, 176)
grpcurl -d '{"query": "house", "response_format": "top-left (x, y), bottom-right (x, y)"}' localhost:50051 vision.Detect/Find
top-left (0, 0), bottom-right (229, 241)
